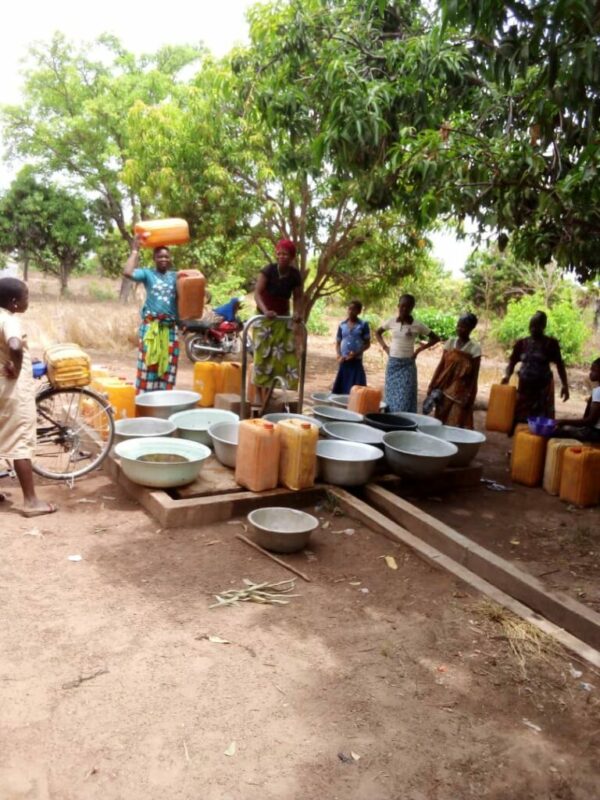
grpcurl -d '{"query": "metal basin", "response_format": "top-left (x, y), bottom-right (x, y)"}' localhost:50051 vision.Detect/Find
top-left (114, 436), bottom-right (211, 487)
top-left (383, 431), bottom-right (457, 478)
top-left (135, 390), bottom-right (200, 420)
top-left (395, 412), bottom-right (443, 434)
top-left (310, 392), bottom-right (333, 405)
top-left (169, 409), bottom-right (239, 447)
top-left (263, 412), bottom-right (323, 430)
top-left (365, 413), bottom-right (417, 433)
top-left (114, 417), bottom-right (176, 444)
top-left (247, 507), bottom-right (319, 553)
top-left (322, 421), bottom-right (384, 447)
top-left (208, 421), bottom-right (239, 468)
top-left (316, 439), bottom-right (383, 486)
top-left (312, 405), bottom-right (363, 425)
top-left (329, 393), bottom-right (350, 408)
top-left (428, 425), bottom-right (486, 467)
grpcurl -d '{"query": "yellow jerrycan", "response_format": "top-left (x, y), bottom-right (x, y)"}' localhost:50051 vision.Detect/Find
top-left (278, 419), bottom-right (319, 490)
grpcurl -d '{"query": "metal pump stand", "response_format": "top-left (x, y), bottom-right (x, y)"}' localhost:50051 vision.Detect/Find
top-left (240, 315), bottom-right (308, 421)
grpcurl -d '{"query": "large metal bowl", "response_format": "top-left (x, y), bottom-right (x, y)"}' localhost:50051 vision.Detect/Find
top-left (114, 436), bottom-right (211, 487)
top-left (383, 431), bottom-right (458, 478)
top-left (263, 412), bottom-right (323, 430)
top-left (365, 413), bottom-right (417, 432)
top-left (208, 421), bottom-right (239, 468)
top-left (395, 412), bottom-right (443, 434)
top-left (329, 393), bottom-right (350, 408)
top-left (114, 417), bottom-right (176, 444)
top-left (312, 405), bottom-right (364, 425)
top-left (310, 391), bottom-right (333, 405)
top-left (322, 421), bottom-right (384, 447)
top-left (135, 390), bottom-right (200, 420)
top-left (169, 409), bottom-right (239, 447)
top-left (247, 507), bottom-right (319, 553)
top-left (428, 425), bottom-right (486, 467)
top-left (316, 439), bottom-right (383, 486)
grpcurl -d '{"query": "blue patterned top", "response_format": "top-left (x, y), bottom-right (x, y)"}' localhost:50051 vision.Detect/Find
top-left (336, 318), bottom-right (370, 359)
top-left (131, 268), bottom-right (178, 320)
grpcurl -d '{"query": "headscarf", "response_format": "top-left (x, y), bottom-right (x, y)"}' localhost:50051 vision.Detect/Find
top-left (276, 239), bottom-right (297, 259)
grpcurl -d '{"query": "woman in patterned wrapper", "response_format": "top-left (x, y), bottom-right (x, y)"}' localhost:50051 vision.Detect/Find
top-left (123, 234), bottom-right (180, 393)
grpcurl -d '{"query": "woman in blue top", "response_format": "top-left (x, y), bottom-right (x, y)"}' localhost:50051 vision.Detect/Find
top-left (213, 297), bottom-right (243, 325)
top-left (332, 300), bottom-right (371, 394)
top-left (123, 234), bottom-right (179, 392)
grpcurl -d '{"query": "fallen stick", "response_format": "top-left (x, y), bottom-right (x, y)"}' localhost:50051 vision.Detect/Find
top-left (62, 668), bottom-right (108, 690)
top-left (235, 534), bottom-right (312, 582)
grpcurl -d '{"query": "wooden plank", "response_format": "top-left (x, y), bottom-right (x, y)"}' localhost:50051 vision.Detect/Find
top-left (328, 486), bottom-right (600, 669)
top-left (364, 483), bottom-right (600, 651)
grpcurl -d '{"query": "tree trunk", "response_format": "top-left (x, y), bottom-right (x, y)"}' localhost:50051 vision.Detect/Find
top-left (119, 277), bottom-right (134, 303)
top-left (59, 262), bottom-right (70, 296)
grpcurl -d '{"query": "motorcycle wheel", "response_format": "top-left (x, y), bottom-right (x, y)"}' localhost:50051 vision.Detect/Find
top-left (184, 332), bottom-right (223, 363)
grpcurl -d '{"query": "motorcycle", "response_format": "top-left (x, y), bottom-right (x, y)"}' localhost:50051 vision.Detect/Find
top-left (181, 319), bottom-right (246, 362)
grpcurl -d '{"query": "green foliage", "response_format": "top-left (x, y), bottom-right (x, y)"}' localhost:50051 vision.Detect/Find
top-left (463, 246), bottom-right (529, 313)
top-left (209, 274), bottom-right (248, 309)
top-left (87, 282), bottom-right (117, 302)
top-left (416, 308), bottom-right (458, 341)
top-left (493, 292), bottom-right (587, 365)
top-left (306, 298), bottom-right (330, 336)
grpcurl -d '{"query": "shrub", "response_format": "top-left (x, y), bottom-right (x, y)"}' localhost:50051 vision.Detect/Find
top-left (492, 292), bottom-right (587, 365)
top-left (306, 298), bottom-right (330, 336)
top-left (417, 307), bottom-right (458, 341)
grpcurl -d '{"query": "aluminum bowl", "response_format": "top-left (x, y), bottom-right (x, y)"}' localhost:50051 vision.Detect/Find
top-left (263, 412), bottom-right (323, 430)
top-left (428, 425), bottom-right (486, 467)
top-left (365, 413), bottom-right (417, 433)
top-left (310, 391), bottom-right (333, 405)
top-left (395, 411), bottom-right (443, 434)
top-left (322, 421), bottom-right (384, 447)
top-left (114, 436), bottom-right (211, 488)
top-left (169, 409), bottom-right (239, 447)
top-left (247, 507), bottom-right (319, 554)
top-left (114, 417), bottom-right (176, 444)
top-left (383, 431), bottom-right (458, 478)
top-left (312, 405), bottom-right (364, 425)
top-left (316, 439), bottom-right (383, 486)
top-left (135, 389), bottom-right (200, 420)
top-left (329, 393), bottom-right (350, 408)
top-left (208, 420), bottom-right (239, 468)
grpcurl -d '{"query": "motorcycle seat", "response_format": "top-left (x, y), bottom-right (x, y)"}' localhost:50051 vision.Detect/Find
top-left (181, 319), bottom-right (212, 332)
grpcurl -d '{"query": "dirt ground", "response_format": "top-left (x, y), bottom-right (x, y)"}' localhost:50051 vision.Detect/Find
top-left (1, 339), bottom-right (599, 799)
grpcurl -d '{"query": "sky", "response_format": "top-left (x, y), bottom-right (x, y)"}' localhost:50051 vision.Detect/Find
top-left (1, 0), bottom-right (473, 275)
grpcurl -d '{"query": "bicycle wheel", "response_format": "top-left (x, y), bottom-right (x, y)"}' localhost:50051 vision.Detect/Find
top-left (33, 387), bottom-right (115, 480)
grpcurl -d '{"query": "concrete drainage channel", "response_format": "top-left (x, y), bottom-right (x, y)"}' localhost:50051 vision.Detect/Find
top-left (105, 454), bottom-right (600, 669)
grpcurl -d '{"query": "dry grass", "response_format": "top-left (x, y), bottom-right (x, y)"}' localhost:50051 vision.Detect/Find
top-left (24, 299), bottom-right (139, 354)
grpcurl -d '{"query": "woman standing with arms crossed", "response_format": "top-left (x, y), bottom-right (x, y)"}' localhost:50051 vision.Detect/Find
top-left (376, 294), bottom-right (439, 413)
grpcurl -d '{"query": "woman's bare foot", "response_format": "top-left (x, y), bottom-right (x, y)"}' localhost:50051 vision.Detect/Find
top-left (21, 500), bottom-right (58, 518)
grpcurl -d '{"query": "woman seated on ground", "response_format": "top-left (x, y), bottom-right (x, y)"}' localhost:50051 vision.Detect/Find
top-left (501, 311), bottom-right (569, 431)
top-left (332, 300), bottom-right (370, 395)
top-left (553, 358), bottom-right (600, 443)
top-left (426, 313), bottom-right (480, 429)
top-left (0, 278), bottom-right (57, 518)
top-left (376, 293), bottom-right (439, 413)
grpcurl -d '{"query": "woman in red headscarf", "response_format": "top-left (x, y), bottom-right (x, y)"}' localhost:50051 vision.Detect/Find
top-left (252, 240), bottom-right (304, 403)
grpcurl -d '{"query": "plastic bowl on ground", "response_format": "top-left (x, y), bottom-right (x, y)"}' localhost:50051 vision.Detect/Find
top-left (527, 416), bottom-right (556, 437)
top-left (135, 389), bottom-right (200, 420)
top-left (262, 412), bottom-right (323, 430)
top-left (310, 391), bottom-right (333, 405)
top-left (312, 405), bottom-right (364, 425)
top-left (247, 507), bottom-right (319, 553)
top-left (114, 436), bottom-right (211, 487)
top-left (169, 409), bottom-right (239, 447)
top-left (114, 417), bottom-right (176, 444)
top-left (322, 421), bottom-right (384, 447)
top-left (383, 430), bottom-right (458, 478)
top-left (393, 411), bottom-right (443, 433)
top-left (208, 420), bottom-right (239, 468)
top-left (428, 425), bottom-right (486, 467)
top-left (316, 439), bottom-right (383, 486)
top-left (364, 412), bottom-right (418, 433)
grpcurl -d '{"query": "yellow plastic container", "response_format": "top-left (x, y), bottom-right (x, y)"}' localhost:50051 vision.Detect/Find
top-left (177, 269), bottom-right (205, 320)
top-left (559, 447), bottom-right (600, 507)
top-left (486, 384), bottom-right (517, 433)
top-left (193, 362), bottom-right (219, 407)
top-left (278, 419), bottom-right (319, 490)
top-left (543, 438), bottom-right (580, 495)
top-left (44, 343), bottom-right (91, 388)
top-left (105, 383), bottom-right (136, 420)
top-left (235, 419), bottom-right (280, 492)
top-left (348, 385), bottom-right (382, 415)
top-left (134, 218), bottom-right (190, 248)
top-left (91, 375), bottom-right (125, 393)
top-left (91, 364), bottom-right (110, 380)
top-left (218, 363), bottom-right (242, 395)
top-left (511, 430), bottom-right (547, 487)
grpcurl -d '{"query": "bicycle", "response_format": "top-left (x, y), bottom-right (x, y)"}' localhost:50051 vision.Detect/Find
top-left (32, 363), bottom-right (115, 480)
